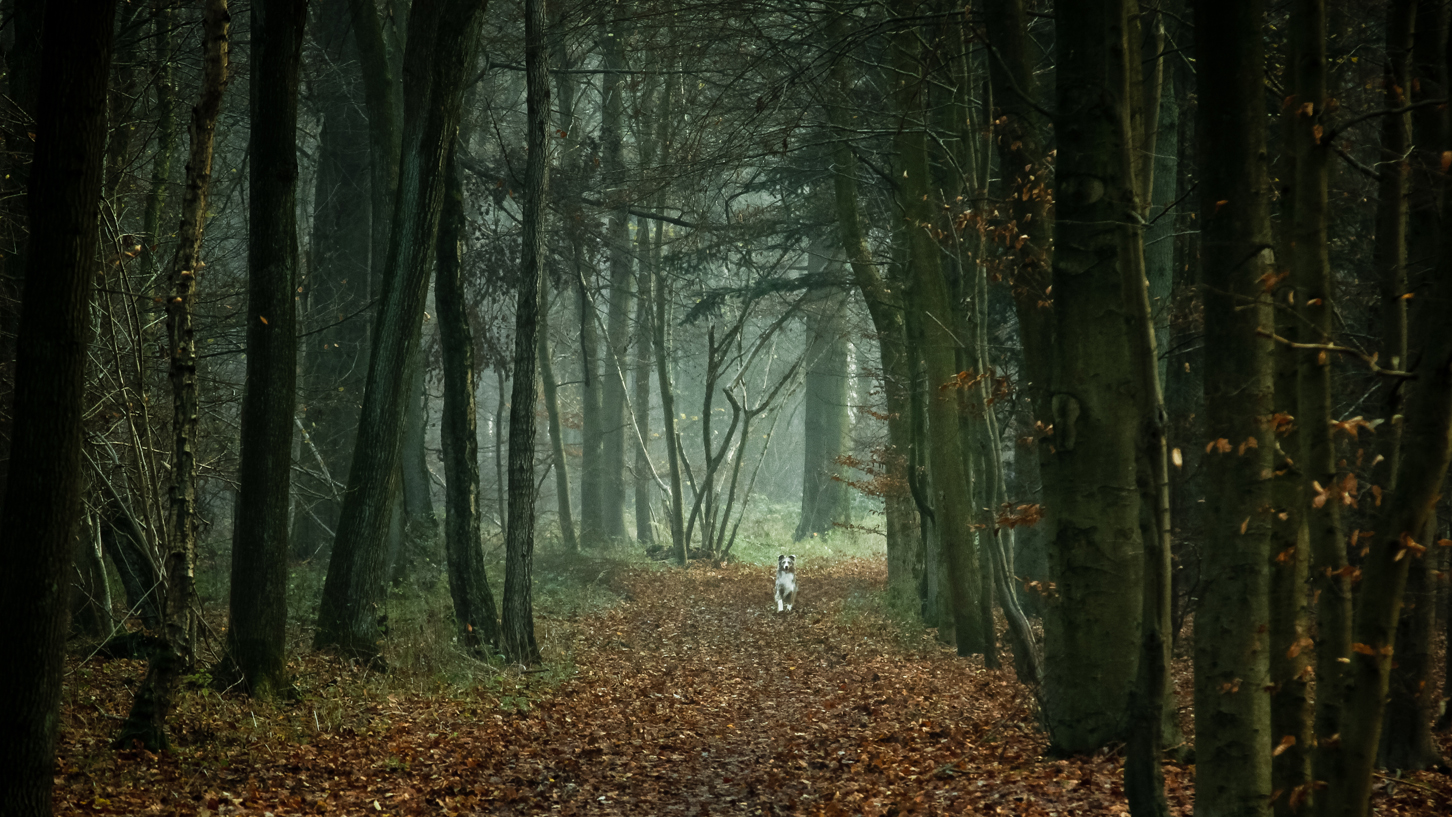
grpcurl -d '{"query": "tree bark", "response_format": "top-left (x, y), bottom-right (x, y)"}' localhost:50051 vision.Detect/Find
top-left (1043, 0), bottom-right (1145, 755)
top-left (502, 0), bottom-right (550, 665)
top-left (1193, 1), bottom-right (1276, 813)
top-left (315, 0), bottom-right (485, 664)
top-left (538, 278), bottom-right (579, 551)
top-left (1323, 179), bottom-right (1452, 817)
top-left (437, 146), bottom-right (501, 655)
top-left (117, 0), bottom-right (230, 752)
top-left (0, 1), bottom-right (117, 810)
top-left (599, 4), bottom-right (632, 541)
top-left (892, 10), bottom-right (984, 657)
top-left (221, 0), bottom-right (307, 699)
top-left (794, 249), bottom-right (852, 541)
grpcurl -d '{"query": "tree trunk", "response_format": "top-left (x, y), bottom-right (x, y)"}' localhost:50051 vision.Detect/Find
top-left (291, 0), bottom-right (372, 560)
top-left (502, 0), bottom-right (550, 665)
top-left (221, 0), bottom-right (306, 699)
top-left (794, 249), bottom-right (851, 541)
top-left (538, 277), bottom-right (579, 551)
top-left (826, 11), bottom-right (920, 605)
top-left (893, 11), bottom-right (984, 658)
top-left (1043, 0), bottom-right (1145, 755)
top-left (315, 0), bottom-right (485, 664)
top-left (1193, 0), bottom-right (1276, 813)
top-left (1323, 191), bottom-right (1452, 817)
top-left (117, 0), bottom-right (229, 752)
top-left (1377, 0), bottom-right (1443, 774)
top-left (599, 6), bottom-right (632, 541)
top-left (0, 1), bottom-right (117, 810)
top-left (437, 146), bottom-right (501, 655)
top-left (633, 213), bottom-right (655, 544)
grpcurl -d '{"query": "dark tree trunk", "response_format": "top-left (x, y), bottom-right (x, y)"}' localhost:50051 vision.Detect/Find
top-left (633, 214), bottom-right (656, 544)
top-left (794, 265), bottom-right (851, 542)
top-left (0, 1), bottom-right (117, 810)
top-left (502, 0), bottom-right (550, 665)
top-left (599, 5), bottom-right (632, 541)
top-left (219, 0), bottom-right (307, 700)
top-left (293, 0), bottom-right (373, 560)
top-left (1044, 0), bottom-right (1145, 755)
top-left (315, 0), bottom-right (485, 664)
top-left (1193, 0), bottom-right (1276, 812)
top-left (117, 0), bottom-right (230, 752)
top-left (538, 279), bottom-right (579, 551)
top-left (437, 147), bottom-right (501, 655)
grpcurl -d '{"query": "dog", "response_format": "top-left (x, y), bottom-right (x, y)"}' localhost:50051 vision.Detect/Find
top-left (775, 554), bottom-right (798, 612)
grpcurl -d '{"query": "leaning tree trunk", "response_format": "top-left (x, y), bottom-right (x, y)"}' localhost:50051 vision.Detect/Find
top-left (437, 146), bottom-right (501, 655)
top-left (315, 0), bottom-right (486, 664)
top-left (0, 0), bottom-right (117, 810)
top-left (117, 0), bottom-right (230, 751)
top-left (1043, 0), bottom-right (1145, 755)
top-left (219, 0), bottom-right (306, 700)
top-left (1193, 0), bottom-right (1276, 814)
top-left (502, 0), bottom-right (550, 665)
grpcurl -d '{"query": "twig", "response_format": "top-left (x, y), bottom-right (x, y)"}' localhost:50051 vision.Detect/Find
top-left (1256, 328), bottom-right (1415, 378)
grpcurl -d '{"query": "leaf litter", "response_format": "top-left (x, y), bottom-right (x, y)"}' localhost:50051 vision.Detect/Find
top-left (55, 558), bottom-right (1451, 815)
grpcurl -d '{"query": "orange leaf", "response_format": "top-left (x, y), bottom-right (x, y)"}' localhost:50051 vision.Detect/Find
top-left (259, 315), bottom-right (269, 325)
top-left (1273, 735), bottom-right (1297, 757)
top-left (1352, 643), bottom-right (1376, 656)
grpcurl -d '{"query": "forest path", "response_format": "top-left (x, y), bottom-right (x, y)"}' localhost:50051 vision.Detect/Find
top-left (58, 559), bottom-right (1193, 816)
top-left (399, 559), bottom-right (1138, 816)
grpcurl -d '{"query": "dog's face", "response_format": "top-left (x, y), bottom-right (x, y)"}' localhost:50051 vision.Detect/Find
top-left (777, 554), bottom-right (796, 574)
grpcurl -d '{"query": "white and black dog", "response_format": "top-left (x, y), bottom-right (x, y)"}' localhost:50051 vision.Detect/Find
top-left (774, 554), bottom-right (798, 612)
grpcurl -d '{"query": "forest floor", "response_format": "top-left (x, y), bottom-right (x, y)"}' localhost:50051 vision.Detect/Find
top-left (56, 557), bottom-right (1452, 816)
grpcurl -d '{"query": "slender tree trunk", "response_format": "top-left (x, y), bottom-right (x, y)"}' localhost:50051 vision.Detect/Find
top-left (538, 278), bottom-right (579, 551)
top-left (1044, 0), bottom-right (1145, 755)
top-left (291, 0), bottom-right (372, 559)
top-left (1193, 1), bottom-right (1276, 814)
top-left (654, 225), bottom-right (687, 563)
top-left (633, 213), bottom-right (655, 544)
top-left (1377, 0), bottom-right (1444, 774)
top-left (117, 0), bottom-right (229, 751)
top-left (1324, 188), bottom-right (1452, 817)
top-left (437, 146), bottom-right (501, 655)
top-left (502, 0), bottom-right (550, 665)
top-left (0, 1), bottom-right (117, 810)
top-left (826, 11), bottom-right (920, 604)
top-left (315, 0), bottom-right (485, 663)
top-left (599, 5), bottom-right (632, 541)
top-left (220, 0), bottom-right (306, 699)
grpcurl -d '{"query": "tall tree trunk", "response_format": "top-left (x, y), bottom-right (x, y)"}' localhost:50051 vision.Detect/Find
top-left (633, 213), bottom-right (655, 544)
top-left (794, 248), bottom-right (851, 541)
top-left (826, 10), bottom-right (920, 605)
top-left (538, 277), bottom-right (579, 551)
top-left (437, 146), bottom-right (501, 655)
top-left (1286, 5), bottom-right (1355, 809)
top-left (1193, 0), bottom-right (1276, 813)
top-left (599, 5), bottom-right (632, 541)
top-left (346, 0), bottom-right (400, 289)
top-left (893, 10), bottom-right (984, 657)
top-left (291, 0), bottom-right (372, 559)
top-left (220, 0), bottom-right (306, 699)
top-left (1043, 0), bottom-right (1145, 755)
top-left (315, 0), bottom-right (485, 664)
top-left (1324, 182), bottom-right (1452, 817)
top-left (117, 0), bottom-right (230, 752)
top-left (502, 0), bottom-right (550, 665)
top-left (0, 1), bottom-right (117, 810)
top-left (1376, 0), bottom-right (1442, 774)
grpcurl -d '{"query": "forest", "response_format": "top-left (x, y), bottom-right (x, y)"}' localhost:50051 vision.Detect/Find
top-left (2, 0), bottom-right (1452, 815)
